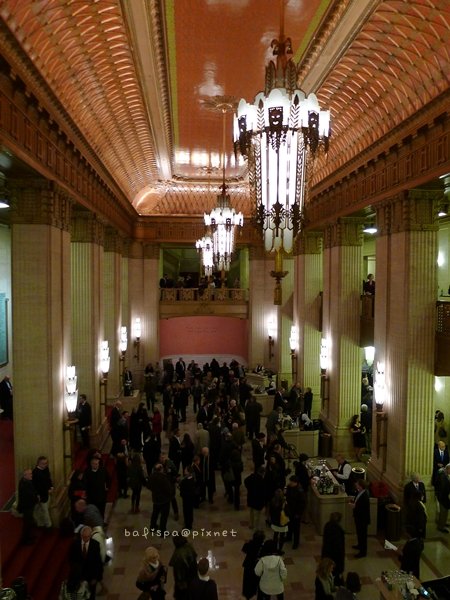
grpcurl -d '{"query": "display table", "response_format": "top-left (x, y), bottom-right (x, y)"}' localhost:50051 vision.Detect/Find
top-left (375, 576), bottom-right (421, 600)
top-left (309, 462), bottom-right (377, 535)
top-left (283, 428), bottom-right (319, 457)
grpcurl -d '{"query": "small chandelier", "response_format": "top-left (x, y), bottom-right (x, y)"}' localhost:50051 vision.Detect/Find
top-left (196, 233), bottom-right (214, 278)
top-left (204, 105), bottom-right (243, 285)
top-left (234, 0), bottom-right (330, 303)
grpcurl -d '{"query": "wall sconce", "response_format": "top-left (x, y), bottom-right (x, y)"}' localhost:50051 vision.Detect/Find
top-left (100, 341), bottom-right (110, 410)
top-left (119, 326), bottom-right (128, 359)
top-left (364, 346), bottom-right (375, 367)
top-left (267, 317), bottom-right (276, 360)
top-left (289, 325), bottom-right (298, 379)
top-left (319, 339), bottom-right (330, 414)
top-left (133, 317), bottom-right (142, 361)
top-left (64, 365), bottom-right (78, 414)
top-left (374, 361), bottom-right (386, 412)
top-left (320, 338), bottom-right (329, 373)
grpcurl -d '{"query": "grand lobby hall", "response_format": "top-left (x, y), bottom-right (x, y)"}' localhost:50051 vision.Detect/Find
top-left (0, 0), bottom-right (449, 598)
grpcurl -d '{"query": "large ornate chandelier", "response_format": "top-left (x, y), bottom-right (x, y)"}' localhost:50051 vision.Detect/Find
top-left (233, 1), bottom-right (330, 303)
top-left (204, 105), bottom-right (243, 285)
top-left (195, 233), bottom-right (214, 278)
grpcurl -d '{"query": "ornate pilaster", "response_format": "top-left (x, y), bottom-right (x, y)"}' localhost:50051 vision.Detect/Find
top-left (372, 191), bottom-right (438, 499)
top-left (322, 218), bottom-right (364, 454)
top-left (10, 179), bottom-right (71, 502)
top-left (71, 212), bottom-right (105, 436)
top-left (294, 232), bottom-right (323, 417)
top-left (103, 227), bottom-right (123, 399)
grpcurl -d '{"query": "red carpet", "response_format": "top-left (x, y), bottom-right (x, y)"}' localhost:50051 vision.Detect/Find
top-left (0, 420), bottom-right (15, 507)
top-left (1, 425), bottom-right (118, 598)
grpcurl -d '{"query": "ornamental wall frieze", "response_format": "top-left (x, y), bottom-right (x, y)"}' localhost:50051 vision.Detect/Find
top-left (8, 179), bottom-right (72, 230)
top-left (0, 57), bottom-right (134, 236)
top-left (104, 227), bottom-right (125, 254)
top-left (71, 211), bottom-right (105, 245)
top-left (294, 231), bottom-right (323, 256)
top-left (307, 100), bottom-right (449, 229)
top-left (376, 190), bottom-right (441, 236)
top-left (323, 218), bottom-right (364, 249)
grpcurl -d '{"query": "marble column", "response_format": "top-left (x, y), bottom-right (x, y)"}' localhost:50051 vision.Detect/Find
top-left (71, 212), bottom-right (105, 436)
top-left (103, 228), bottom-right (124, 400)
top-left (142, 243), bottom-right (160, 365)
top-left (294, 232), bottom-right (323, 418)
top-left (248, 246), bottom-right (278, 370)
top-left (9, 180), bottom-right (72, 489)
top-left (322, 218), bottom-right (364, 455)
top-left (371, 190), bottom-right (439, 498)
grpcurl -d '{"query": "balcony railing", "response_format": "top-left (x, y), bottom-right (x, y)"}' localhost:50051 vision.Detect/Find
top-left (159, 287), bottom-right (248, 319)
top-left (160, 287), bottom-right (247, 302)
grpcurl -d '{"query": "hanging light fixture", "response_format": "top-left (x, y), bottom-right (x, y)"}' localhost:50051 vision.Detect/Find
top-left (196, 233), bottom-right (214, 278)
top-left (204, 103), bottom-right (243, 286)
top-left (234, 0), bottom-right (330, 304)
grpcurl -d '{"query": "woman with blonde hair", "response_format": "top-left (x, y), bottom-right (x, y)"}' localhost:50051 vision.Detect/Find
top-left (135, 546), bottom-right (167, 600)
top-left (315, 557), bottom-right (336, 600)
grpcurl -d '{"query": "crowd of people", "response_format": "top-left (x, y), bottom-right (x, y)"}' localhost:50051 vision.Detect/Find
top-left (12, 354), bottom-right (450, 599)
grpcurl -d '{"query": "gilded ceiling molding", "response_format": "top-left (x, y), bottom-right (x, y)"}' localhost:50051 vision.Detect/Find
top-left (8, 178), bottom-right (72, 231)
top-left (71, 212), bottom-right (105, 246)
top-left (323, 218), bottom-right (364, 249)
top-left (377, 190), bottom-right (441, 236)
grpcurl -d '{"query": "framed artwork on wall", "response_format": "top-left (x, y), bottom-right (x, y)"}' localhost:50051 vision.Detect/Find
top-left (0, 293), bottom-right (8, 366)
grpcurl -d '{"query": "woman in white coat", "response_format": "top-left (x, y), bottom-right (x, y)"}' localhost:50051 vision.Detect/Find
top-left (254, 539), bottom-right (287, 600)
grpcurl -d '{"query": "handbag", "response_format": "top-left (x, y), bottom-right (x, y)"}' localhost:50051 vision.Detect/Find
top-left (280, 509), bottom-right (290, 526)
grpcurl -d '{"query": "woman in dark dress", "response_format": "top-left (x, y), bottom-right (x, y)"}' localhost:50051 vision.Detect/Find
top-left (321, 512), bottom-right (345, 586)
top-left (349, 414), bottom-right (366, 461)
top-left (241, 530), bottom-right (265, 600)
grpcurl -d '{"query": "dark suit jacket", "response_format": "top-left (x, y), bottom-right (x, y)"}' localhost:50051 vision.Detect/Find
top-left (188, 577), bottom-right (218, 600)
top-left (353, 490), bottom-right (370, 526)
top-left (69, 537), bottom-right (103, 582)
top-left (433, 445), bottom-right (449, 485)
top-left (403, 480), bottom-right (426, 505)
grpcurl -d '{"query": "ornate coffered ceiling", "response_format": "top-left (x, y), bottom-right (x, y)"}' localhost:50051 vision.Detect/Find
top-left (0, 0), bottom-right (448, 228)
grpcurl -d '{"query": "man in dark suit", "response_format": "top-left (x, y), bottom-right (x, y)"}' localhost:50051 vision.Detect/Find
top-left (77, 394), bottom-right (92, 448)
top-left (351, 479), bottom-right (371, 558)
top-left (188, 557), bottom-right (218, 600)
top-left (251, 432), bottom-right (266, 471)
top-left (17, 468), bottom-right (38, 544)
top-left (404, 472), bottom-right (426, 505)
top-left (433, 441), bottom-right (449, 486)
top-left (169, 428), bottom-right (182, 473)
top-left (175, 357), bottom-right (186, 382)
top-left (69, 525), bottom-right (104, 599)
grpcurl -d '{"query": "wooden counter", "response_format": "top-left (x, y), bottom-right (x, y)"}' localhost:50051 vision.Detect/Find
top-left (374, 577), bottom-right (420, 600)
top-left (309, 465), bottom-right (377, 534)
top-left (283, 428), bottom-right (319, 457)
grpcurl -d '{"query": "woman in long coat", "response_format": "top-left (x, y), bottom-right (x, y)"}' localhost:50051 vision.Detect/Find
top-left (241, 530), bottom-right (265, 600)
top-left (321, 512), bottom-right (345, 586)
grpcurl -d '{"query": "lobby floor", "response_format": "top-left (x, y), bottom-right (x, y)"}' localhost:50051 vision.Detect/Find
top-left (100, 406), bottom-right (450, 600)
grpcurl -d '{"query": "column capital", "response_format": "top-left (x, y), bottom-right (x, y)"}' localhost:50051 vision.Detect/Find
top-left (104, 226), bottom-right (125, 253)
top-left (295, 231), bottom-right (323, 255)
top-left (376, 190), bottom-right (441, 236)
top-left (9, 179), bottom-right (73, 230)
top-left (144, 243), bottom-right (160, 260)
top-left (71, 211), bottom-right (105, 244)
top-left (323, 218), bottom-right (364, 249)
top-left (128, 240), bottom-right (144, 259)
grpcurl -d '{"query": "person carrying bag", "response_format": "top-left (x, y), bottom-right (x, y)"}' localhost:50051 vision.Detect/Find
top-left (136, 546), bottom-right (167, 600)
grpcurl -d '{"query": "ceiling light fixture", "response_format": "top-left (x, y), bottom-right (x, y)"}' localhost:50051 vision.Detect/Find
top-left (204, 104), bottom-right (243, 286)
top-left (196, 234), bottom-right (214, 278)
top-left (363, 226), bottom-right (378, 234)
top-left (234, 0), bottom-right (330, 304)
